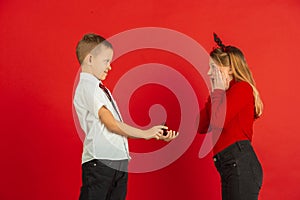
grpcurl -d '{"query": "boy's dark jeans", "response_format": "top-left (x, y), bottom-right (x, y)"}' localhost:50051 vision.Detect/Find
top-left (79, 159), bottom-right (128, 200)
top-left (213, 140), bottom-right (263, 200)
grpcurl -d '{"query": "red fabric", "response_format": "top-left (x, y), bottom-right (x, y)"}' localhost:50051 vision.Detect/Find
top-left (198, 79), bottom-right (255, 155)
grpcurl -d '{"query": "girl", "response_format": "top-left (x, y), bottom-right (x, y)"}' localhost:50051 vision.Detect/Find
top-left (198, 33), bottom-right (263, 200)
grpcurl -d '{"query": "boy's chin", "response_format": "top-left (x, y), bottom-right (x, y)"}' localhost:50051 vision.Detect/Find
top-left (99, 75), bottom-right (107, 81)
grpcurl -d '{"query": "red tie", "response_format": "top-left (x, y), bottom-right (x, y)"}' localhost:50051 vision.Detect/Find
top-left (99, 83), bottom-right (112, 102)
top-left (99, 83), bottom-right (123, 121)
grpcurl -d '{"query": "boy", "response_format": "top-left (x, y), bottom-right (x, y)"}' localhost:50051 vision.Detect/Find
top-left (73, 33), bottom-right (177, 200)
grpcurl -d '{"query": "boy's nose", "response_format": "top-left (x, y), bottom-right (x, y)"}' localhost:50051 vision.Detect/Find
top-left (107, 65), bottom-right (112, 70)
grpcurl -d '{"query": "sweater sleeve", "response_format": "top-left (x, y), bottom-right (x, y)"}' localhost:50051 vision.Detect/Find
top-left (197, 97), bottom-right (212, 134)
top-left (210, 81), bottom-right (253, 129)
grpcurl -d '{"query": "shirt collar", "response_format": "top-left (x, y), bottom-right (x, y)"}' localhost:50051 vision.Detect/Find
top-left (228, 78), bottom-right (236, 89)
top-left (80, 72), bottom-right (102, 84)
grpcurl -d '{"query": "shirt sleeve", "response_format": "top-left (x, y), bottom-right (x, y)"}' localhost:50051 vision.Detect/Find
top-left (197, 97), bottom-right (212, 134)
top-left (84, 83), bottom-right (107, 119)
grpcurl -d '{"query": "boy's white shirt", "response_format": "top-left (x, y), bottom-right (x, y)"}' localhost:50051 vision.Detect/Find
top-left (73, 72), bottom-right (130, 163)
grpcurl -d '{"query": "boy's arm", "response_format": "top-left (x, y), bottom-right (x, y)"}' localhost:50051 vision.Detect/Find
top-left (98, 106), bottom-right (165, 140)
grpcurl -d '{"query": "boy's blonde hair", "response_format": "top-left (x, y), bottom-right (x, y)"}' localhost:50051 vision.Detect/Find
top-left (76, 33), bottom-right (113, 64)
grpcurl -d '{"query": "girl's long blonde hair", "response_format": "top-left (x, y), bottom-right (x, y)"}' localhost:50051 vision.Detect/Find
top-left (210, 47), bottom-right (263, 118)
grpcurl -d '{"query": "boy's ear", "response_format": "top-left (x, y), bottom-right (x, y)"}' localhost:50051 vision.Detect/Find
top-left (85, 54), bottom-right (93, 65)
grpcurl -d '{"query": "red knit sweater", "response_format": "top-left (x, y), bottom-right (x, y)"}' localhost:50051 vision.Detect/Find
top-left (198, 79), bottom-right (255, 155)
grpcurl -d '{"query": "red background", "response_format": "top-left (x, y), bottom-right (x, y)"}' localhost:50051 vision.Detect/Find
top-left (1, 0), bottom-right (300, 199)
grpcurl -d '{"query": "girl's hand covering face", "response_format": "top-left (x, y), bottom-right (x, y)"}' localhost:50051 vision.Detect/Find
top-left (212, 68), bottom-right (226, 91)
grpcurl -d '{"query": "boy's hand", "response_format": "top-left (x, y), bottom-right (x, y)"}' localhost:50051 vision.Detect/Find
top-left (143, 125), bottom-right (166, 140)
top-left (159, 130), bottom-right (179, 142)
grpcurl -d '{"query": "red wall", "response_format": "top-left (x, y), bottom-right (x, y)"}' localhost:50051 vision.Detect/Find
top-left (1, 0), bottom-right (300, 199)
